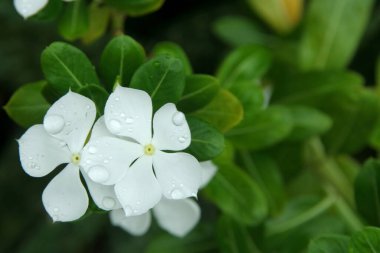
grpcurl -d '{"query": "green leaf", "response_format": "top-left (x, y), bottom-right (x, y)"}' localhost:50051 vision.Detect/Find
top-left (217, 216), bottom-right (260, 253)
top-left (307, 235), bottom-right (350, 253)
top-left (100, 35), bottom-right (145, 91)
top-left (204, 162), bottom-right (268, 225)
top-left (299, 0), bottom-right (374, 70)
top-left (227, 106), bottom-right (293, 150)
top-left (29, 0), bottom-right (62, 21)
top-left (4, 81), bottom-right (50, 128)
top-left (41, 42), bottom-right (100, 95)
top-left (105, 0), bottom-right (164, 16)
top-left (82, 3), bottom-right (110, 44)
top-left (213, 15), bottom-right (271, 47)
top-left (177, 74), bottom-right (220, 113)
top-left (229, 81), bottom-right (264, 114)
top-left (185, 117), bottom-right (224, 162)
top-left (192, 89), bottom-right (243, 133)
top-left (377, 55), bottom-right (380, 87)
top-left (286, 106), bottom-right (332, 141)
top-left (354, 159), bottom-right (380, 226)
top-left (152, 42), bottom-right (193, 75)
top-left (77, 84), bottom-right (109, 115)
top-left (58, 0), bottom-right (89, 41)
top-left (349, 227), bottom-right (380, 253)
top-left (130, 55), bottom-right (185, 110)
top-left (216, 45), bottom-right (271, 88)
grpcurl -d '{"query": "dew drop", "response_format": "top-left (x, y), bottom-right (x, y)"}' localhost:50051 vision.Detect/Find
top-left (103, 159), bottom-right (109, 164)
top-left (88, 146), bottom-right (97, 154)
top-left (114, 96), bottom-right (120, 101)
top-left (28, 156), bottom-right (33, 160)
top-left (53, 207), bottom-right (59, 213)
top-left (120, 113), bottom-right (126, 118)
top-left (124, 205), bottom-right (133, 216)
top-left (170, 189), bottom-right (184, 199)
top-left (178, 136), bottom-right (187, 143)
top-left (109, 119), bottom-right (122, 133)
top-left (126, 117), bottom-right (134, 124)
top-left (44, 115), bottom-right (65, 134)
top-left (172, 111), bottom-right (185, 126)
top-left (52, 215), bottom-right (59, 222)
top-left (102, 197), bottom-right (116, 209)
top-left (86, 105), bottom-right (91, 110)
top-left (88, 166), bottom-right (109, 183)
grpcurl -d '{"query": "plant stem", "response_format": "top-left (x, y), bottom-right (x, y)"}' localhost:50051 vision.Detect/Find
top-left (111, 11), bottom-right (126, 35)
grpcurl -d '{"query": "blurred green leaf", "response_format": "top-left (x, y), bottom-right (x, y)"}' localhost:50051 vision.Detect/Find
top-left (299, 0), bottom-right (374, 70)
top-left (41, 42), bottom-right (100, 95)
top-left (205, 162), bottom-right (268, 225)
top-left (217, 45), bottom-right (271, 88)
top-left (105, 0), bottom-right (165, 16)
top-left (229, 81), bottom-right (264, 115)
top-left (217, 215), bottom-right (260, 253)
top-left (286, 106), bottom-right (332, 141)
top-left (192, 89), bottom-right (243, 133)
top-left (227, 106), bottom-right (293, 150)
top-left (130, 55), bottom-right (185, 110)
top-left (82, 3), bottom-right (110, 44)
top-left (152, 42), bottom-right (193, 75)
top-left (349, 227), bottom-right (380, 253)
top-left (100, 35), bottom-right (146, 91)
top-left (213, 15), bottom-right (271, 47)
top-left (4, 81), bottom-right (50, 128)
top-left (307, 235), bottom-right (350, 253)
top-left (186, 117), bottom-right (224, 162)
top-left (354, 159), bottom-right (380, 226)
top-left (177, 74), bottom-right (219, 113)
top-left (29, 0), bottom-right (62, 21)
top-left (58, 0), bottom-right (89, 41)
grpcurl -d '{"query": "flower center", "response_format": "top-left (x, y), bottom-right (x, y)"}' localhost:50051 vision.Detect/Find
top-left (71, 153), bottom-right (81, 165)
top-left (144, 144), bottom-right (155, 156)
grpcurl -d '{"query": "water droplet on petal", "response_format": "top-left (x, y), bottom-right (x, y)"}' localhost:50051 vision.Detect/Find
top-left (28, 156), bottom-right (33, 160)
top-left (103, 159), bottom-right (109, 164)
top-left (88, 166), bottom-right (109, 183)
top-left (102, 197), bottom-right (116, 209)
top-left (44, 115), bottom-right (65, 134)
top-left (178, 136), bottom-right (186, 143)
top-left (172, 112), bottom-right (185, 126)
top-left (114, 97), bottom-right (120, 101)
top-left (109, 119), bottom-right (122, 133)
top-left (52, 215), bottom-right (59, 222)
top-left (126, 117), bottom-right (134, 124)
top-left (124, 205), bottom-right (133, 216)
top-left (53, 207), bottom-right (59, 213)
top-left (88, 146), bottom-right (97, 154)
top-left (170, 189), bottom-right (184, 199)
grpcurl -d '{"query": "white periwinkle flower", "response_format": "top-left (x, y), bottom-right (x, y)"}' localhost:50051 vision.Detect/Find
top-left (18, 91), bottom-right (119, 222)
top-left (81, 86), bottom-right (202, 217)
top-left (14, 0), bottom-right (74, 19)
top-left (110, 161), bottom-right (218, 237)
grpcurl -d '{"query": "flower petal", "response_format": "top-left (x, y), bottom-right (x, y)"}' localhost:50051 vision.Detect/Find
top-left (82, 172), bottom-right (121, 211)
top-left (153, 151), bottom-right (202, 200)
top-left (43, 91), bottom-right (96, 153)
top-left (115, 155), bottom-right (161, 216)
top-left (18, 125), bottom-right (70, 177)
top-left (110, 209), bottom-right (151, 236)
top-left (104, 86), bottom-right (152, 145)
top-left (90, 116), bottom-right (114, 140)
top-left (81, 137), bottom-right (143, 185)
top-left (42, 164), bottom-right (88, 222)
top-left (200, 161), bottom-right (218, 188)
top-left (14, 0), bottom-right (48, 19)
top-left (152, 103), bottom-right (191, 151)
top-left (153, 198), bottom-right (200, 237)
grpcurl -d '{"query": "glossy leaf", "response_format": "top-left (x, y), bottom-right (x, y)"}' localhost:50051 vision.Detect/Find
top-left (29, 0), bottom-right (62, 21)
top-left (4, 81), bottom-right (50, 128)
top-left (58, 0), bottom-right (89, 41)
top-left (152, 41), bottom-right (193, 75)
top-left (354, 159), bottom-right (380, 226)
top-left (349, 227), bottom-right (380, 253)
top-left (41, 42), bottom-right (100, 95)
top-left (217, 45), bottom-right (271, 88)
top-left (229, 81), bottom-right (264, 114)
top-left (100, 35), bottom-right (145, 91)
top-left (307, 235), bottom-right (350, 253)
top-left (227, 106), bottom-right (293, 150)
top-left (130, 55), bottom-right (185, 110)
top-left (299, 0), bottom-right (374, 70)
top-left (204, 162), bottom-right (268, 225)
top-left (186, 117), bottom-right (224, 162)
top-left (105, 0), bottom-right (165, 16)
top-left (177, 74), bottom-right (220, 113)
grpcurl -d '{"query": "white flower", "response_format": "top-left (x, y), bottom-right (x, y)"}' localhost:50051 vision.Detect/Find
top-left (14, 0), bottom-right (74, 19)
top-left (110, 161), bottom-right (217, 237)
top-left (81, 86), bottom-right (202, 217)
top-left (18, 91), bottom-right (120, 222)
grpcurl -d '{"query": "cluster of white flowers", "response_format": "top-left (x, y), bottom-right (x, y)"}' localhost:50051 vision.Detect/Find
top-left (18, 86), bottom-right (217, 237)
top-left (14, 0), bottom-right (74, 19)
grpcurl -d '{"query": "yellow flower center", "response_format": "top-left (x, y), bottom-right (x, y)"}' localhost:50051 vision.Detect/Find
top-left (144, 144), bottom-right (155, 156)
top-left (71, 153), bottom-right (81, 165)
